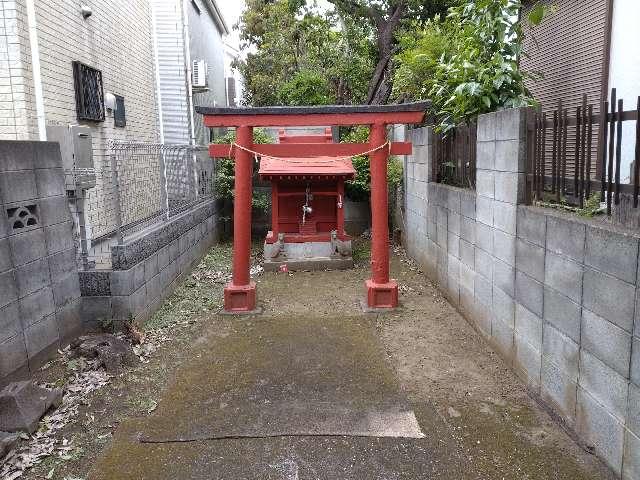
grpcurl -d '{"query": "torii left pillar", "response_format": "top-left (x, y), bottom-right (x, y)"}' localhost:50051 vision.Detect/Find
top-left (224, 125), bottom-right (257, 312)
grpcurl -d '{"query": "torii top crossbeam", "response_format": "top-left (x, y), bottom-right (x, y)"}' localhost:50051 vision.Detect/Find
top-left (195, 101), bottom-right (429, 313)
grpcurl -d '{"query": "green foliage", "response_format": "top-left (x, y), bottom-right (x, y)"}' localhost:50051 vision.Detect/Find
top-left (340, 126), bottom-right (403, 202)
top-left (393, 0), bottom-right (549, 130)
top-left (212, 128), bottom-right (273, 212)
top-left (235, 0), bottom-right (374, 106)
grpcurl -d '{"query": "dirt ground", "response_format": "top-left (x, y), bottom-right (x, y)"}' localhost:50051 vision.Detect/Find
top-left (14, 240), bottom-right (616, 480)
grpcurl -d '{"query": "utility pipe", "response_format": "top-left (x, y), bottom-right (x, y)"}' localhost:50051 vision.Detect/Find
top-left (25, 0), bottom-right (46, 140)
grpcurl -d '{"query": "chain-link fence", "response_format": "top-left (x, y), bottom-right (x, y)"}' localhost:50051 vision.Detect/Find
top-left (70, 142), bottom-right (214, 270)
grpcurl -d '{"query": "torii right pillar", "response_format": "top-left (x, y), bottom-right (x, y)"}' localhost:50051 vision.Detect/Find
top-left (366, 122), bottom-right (397, 309)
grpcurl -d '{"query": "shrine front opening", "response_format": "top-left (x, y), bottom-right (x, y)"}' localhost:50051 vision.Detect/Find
top-left (197, 102), bottom-right (429, 313)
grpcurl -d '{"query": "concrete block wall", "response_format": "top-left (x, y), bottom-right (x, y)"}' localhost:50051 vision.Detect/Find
top-left (404, 108), bottom-right (639, 479)
top-left (0, 140), bottom-right (81, 387)
top-left (79, 200), bottom-right (218, 328)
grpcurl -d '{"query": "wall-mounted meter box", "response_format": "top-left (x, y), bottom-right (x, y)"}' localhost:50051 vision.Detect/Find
top-left (46, 125), bottom-right (96, 191)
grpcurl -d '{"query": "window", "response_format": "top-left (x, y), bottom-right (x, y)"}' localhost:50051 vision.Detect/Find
top-left (114, 95), bottom-right (126, 127)
top-left (72, 61), bottom-right (105, 122)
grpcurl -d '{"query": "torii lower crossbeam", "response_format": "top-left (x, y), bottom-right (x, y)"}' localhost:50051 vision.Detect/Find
top-left (195, 102), bottom-right (429, 313)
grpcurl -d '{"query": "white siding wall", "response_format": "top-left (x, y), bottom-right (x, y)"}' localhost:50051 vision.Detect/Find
top-left (151, 0), bottom-right (191, 145)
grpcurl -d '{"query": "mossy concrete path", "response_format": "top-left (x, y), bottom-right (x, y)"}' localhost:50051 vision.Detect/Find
top-left (89, 244), bottom-right (616, 479)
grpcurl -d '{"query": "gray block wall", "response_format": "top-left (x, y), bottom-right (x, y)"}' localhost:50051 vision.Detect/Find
top-left (0, 141), bottom-right (82, 387)
top-left (404, 108), bottom-right (639, 479)
top-left (79, 200), bottom-right (218, 328)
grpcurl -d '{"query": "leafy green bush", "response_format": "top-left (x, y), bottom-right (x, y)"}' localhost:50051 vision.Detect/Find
top-left (212, 128), bottom-right (273, 211)
top-left (278, 70), bottom-right (336, 106)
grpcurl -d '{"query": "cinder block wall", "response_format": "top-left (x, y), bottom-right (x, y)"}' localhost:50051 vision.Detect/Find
top-left (404, 108), bottom-right (639, 479)
top-left (0, 141), bottom-right (82, 387)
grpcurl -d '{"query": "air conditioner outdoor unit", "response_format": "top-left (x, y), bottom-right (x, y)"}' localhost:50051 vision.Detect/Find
top-left (192, 60), bottom-right (207, 88)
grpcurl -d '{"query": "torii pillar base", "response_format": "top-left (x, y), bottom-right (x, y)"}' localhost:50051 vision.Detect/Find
top-left (223, 282), bottom-right (257, 313)
top-left (365, 279), bottom-right (398, 309)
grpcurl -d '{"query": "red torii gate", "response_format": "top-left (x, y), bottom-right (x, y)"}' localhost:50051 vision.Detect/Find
top-left (196, 102), bottom-right (429, 313)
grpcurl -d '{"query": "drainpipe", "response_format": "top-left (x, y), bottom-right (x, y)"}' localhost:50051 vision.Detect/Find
top-left (25, 0), bottom-right (46, 141)
top-left (181, 0), bottom-right (197, 146)
top-left (150, 3), bottom-right (165, 144)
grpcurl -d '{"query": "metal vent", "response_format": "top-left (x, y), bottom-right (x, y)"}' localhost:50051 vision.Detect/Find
top-left (192, 60), bottom-right (207, 89)
top-left (72, 61), bottom-right (105, 122)
top-left (114, 95), bottom-right (126, 128)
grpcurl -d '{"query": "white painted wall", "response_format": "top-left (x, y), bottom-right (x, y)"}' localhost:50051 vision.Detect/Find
top-left (607, 0), bottom-right (640, 183)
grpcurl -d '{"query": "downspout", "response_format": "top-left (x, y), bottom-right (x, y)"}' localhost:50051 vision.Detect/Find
top-left (25, 0), bottom-right (46, 140)
top-left (181, 0), bottom-right (197, 146)
top-left (150, 2), bottom-right (165, 144)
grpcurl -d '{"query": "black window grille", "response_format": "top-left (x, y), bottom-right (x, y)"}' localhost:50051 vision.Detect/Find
top-left (73, 61), bottom-right (105, 122)
top-left (114, 95), bottom-right (126, 127)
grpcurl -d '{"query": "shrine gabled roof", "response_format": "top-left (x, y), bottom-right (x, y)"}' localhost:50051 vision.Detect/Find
top-left (258, 156), bottom-right (356, 180)
top-left (195, 101), bottom-right (431, 116)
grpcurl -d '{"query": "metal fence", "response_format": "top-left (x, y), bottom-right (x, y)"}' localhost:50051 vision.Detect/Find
top-left (72, 142), bottom-right (214, 270)
top-left (431, 122), bottom-right (477, 189)
top-left (528, 88), bottom-right (640, 214)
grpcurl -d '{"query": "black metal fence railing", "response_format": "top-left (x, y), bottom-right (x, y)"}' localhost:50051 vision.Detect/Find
top-left (432, 122), bottom-right (477, 190)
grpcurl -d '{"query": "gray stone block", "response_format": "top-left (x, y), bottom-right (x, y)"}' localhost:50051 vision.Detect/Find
top-left (436, 223), bottom-right (447, 249)
top-left (544, 287), bottom-right (582, 343)
top-left (37, 196), bottom-right (71, 227)
top-left (144, 254), bottom-right (159, 283)
top-left (515, 271), bottom-right (543, 317)
top-left (133, 263), bottom-right (145, 291)
top-left (460, 216), bottom-right (475, 243)
top-left (495, 139), bottom-right (525, 173)
top-left (578, 349), bottom-right (629, 420)
top-left (111, 296), bottom-right (132, 323)
top-left (493, 201), bottom-right (516, 235)
top-left (0, 381), bottom-right (63, 434)
top-left (584, 225), bottom-right (639, 284)
top-left (461, 192), bottom-right (475, 219)
top-left (51, 273), bottom-right (80, 309)
top-left (0, 239), bottom-right (10, 273)
top-left (19, 287), bottom-right (54, 328)
top-left (546, 215), bottom-right (586, 262)
top-left (15, 259), bottom-right (50, 298)
top-left (494, 171), bottom-right (524, 204)
top-left (475, 274), bottom-right (492, 308)
top-left (0, 171), bottom-right (37, 204)
top-left (34, 168), bottom-right (65, 198)
top-left (476, 141), bottom-right (496, 170)
top-left (24, 315), bottom-right (60, 366)
top-left (629, 383), bottom-right (640, 437)
top-left (491, 317), bottom-right (515, 361)
top-left (623, 430), bottom-right (640, 480)
top-left (476, 170), bottom-right (494, 199)
top-left (460, 239), bottom-right (474, 268)
top-left (146, 274), bottom-right (162, 304)
top-left (179, 234), bottom-right (190, 254)
top-left (496, 107), bottom-right (527, 141)
top-left (0, 141), bottom-right (35, 172)
top-left (0, 303), bottom-right (21, 343)
top-left (582, 308), bottom-right (632, 379)
top-left (514, 333), bottom-right (541, 388)
top-left (516, 238), bottom-right (545, 283)
top-left (493, 258), bottom-right (515, 297)
top-left (0, 271), bottom-right (18, 308)
top-left (448, 212), bottom-right (461, 236)
top-left (9, 229), bottom-right (46, 267)
top-left (515, 303), bottom-right (543, 349)
top-left (583, 268), bottom-right (635, 333)
top-left (576, 387), bottom-right (624, 476)
top-left (493, 230), bottom-right (516, 266)
top-left (544, 252), bottom-right (583, 303)
top-left (110, 270), bottom-right (134, 296)
top-left (543, 322), bottom-right (579, 379)
top-left (436, 205), bottom-right (447, 227)
top-left (48, 248), bottom-right (76, 278)
top-left (131, 286), bottom-right (147, 316)
top-left (541, 357), bottom-right (577, 422)
top-left (55, 299), bottom-right (82, 344)
top-left (81, 297), bottom-right (112, 324)
top-left (516, 206), bottom-right (546, 248)
top-left (0, 333), bottom-right (29, 378)
top-left (493, 286), bottom-right (515, 325)
top-left (43, 222), bottom-right (74, 255)
top-left (427, 219), bottom-right (437, 240)
top-left (475, 247), bottom-right (493, 281)
top-left (447, 188), bottom-right (461, 213)
top-left (460, 262), bottom-right (474, 292)
top-left (447, 232), bottom-right (460, 259)
top-left (35, 142), bottom-right (64, 169)
top-left (476, 196), bottom-right (493, 226)
top-left (477, 112), bottom-right (496, 142)
top-left (633, 337), bottom-right (639, 386)
top-left (158, 245), bottom-right (170, 271)
top-left (476, 222), bottom-right (493, 253)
